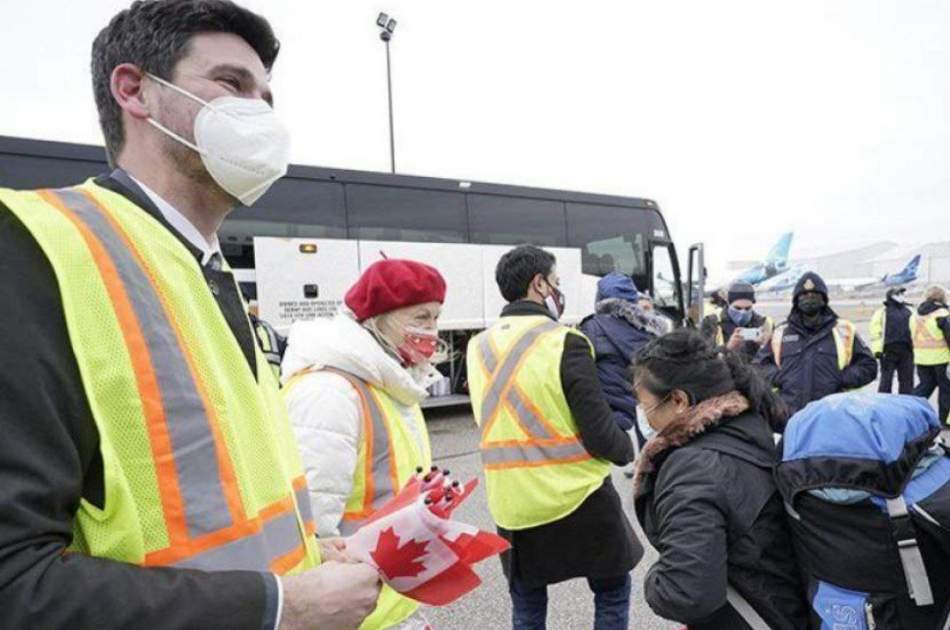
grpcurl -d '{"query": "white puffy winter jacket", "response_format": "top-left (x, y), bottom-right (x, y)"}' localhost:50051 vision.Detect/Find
top-left (281, 314), bottom-right (437, 537)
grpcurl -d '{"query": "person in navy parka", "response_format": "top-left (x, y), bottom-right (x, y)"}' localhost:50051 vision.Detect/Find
top-left (754, 271), bottom-right (877, 424)
top-left (579, 273), bottom-right (669, 446)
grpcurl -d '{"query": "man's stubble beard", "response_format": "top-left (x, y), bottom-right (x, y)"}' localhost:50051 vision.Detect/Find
top-left (155, 94), bottom-right (235, 208)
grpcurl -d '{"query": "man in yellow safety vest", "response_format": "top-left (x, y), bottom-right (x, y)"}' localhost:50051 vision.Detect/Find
top-left (911, 285), bottom-right (950, 424)
top-left (0, 2), bottom-right (380, 628)
top-left (467, 245), bottom-right (643, 629)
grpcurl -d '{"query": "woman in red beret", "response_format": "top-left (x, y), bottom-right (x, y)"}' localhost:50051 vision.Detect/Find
top-left (280, 258), bottom-right (447, 630)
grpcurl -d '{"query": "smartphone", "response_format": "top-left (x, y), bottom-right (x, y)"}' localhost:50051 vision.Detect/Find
top-left (738, 327), bottom-right (761, 341)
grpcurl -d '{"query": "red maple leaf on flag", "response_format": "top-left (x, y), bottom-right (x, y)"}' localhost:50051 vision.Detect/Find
top-left (370, 527), bottom-right (430, 580)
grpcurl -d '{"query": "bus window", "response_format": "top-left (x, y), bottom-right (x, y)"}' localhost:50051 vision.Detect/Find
top-left (221, 178), bottom-right (346, 267)
top-left (467, 194), bottom-right (566, 246)
top-left (566, 203), bottom-right (649, 281)
top-left (227, 177), bottom-right (346, 237)
top-left (346, 184), bottom-right (467, 243)
top-left (1, 155), bottom-right (102, 189)
top-left (651, 244), bottom-right (679, 310)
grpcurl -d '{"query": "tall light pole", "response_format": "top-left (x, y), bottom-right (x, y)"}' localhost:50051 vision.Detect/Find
top-left (376, 12), bottom-right (397, 173)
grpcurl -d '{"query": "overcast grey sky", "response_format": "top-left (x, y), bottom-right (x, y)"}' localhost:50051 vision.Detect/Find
top-left (1, 1), bottom-right (947, 278)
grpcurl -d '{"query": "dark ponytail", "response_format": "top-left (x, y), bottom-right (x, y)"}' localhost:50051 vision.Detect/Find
top-left (632, 328), bottom-right (788, 430)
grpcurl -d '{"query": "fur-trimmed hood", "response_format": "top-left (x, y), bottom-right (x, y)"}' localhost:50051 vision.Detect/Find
top-left (595, 297), bottom-right (671, 337)
top-left (633, 391), bottom-right (750, 494)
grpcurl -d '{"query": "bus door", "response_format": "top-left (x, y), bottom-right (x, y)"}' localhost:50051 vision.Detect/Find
top-left (648, 239), bottom-right (686, 326)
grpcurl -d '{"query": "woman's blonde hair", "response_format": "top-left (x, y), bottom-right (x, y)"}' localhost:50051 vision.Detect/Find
top-left (925, 285), bottom-right (947, 304)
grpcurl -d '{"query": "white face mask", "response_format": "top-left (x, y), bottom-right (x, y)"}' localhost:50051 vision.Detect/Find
top-left (635, 405), bottom-right (657, 442)
top-left (635, 394), bottom-right (670, 442)
top-left (146, 73), bottom-right (290, 206)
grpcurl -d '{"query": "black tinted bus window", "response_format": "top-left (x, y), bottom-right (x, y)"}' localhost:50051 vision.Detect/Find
top-left (225, 177), bottom-right (346, 238)
top-left (220, 178), bottom-right (345, 267)
top-left (467, 195), bottom-right (566, 246)
top-left (566, 203), bottom-right (649, 278)
top-left (346, 184), bottom-right (467, 243)
top-left (0, 155), bottom-right (104, 189)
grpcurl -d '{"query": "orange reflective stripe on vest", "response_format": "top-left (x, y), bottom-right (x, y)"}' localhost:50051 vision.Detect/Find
top-left (323, 368), bottom-right (400, 535)
top-left (913, 313), bottom-right (949, 350)
top-left (475, 321), bottom-right (590, 469)
top-left (39, 188), bottom-right (312, 571)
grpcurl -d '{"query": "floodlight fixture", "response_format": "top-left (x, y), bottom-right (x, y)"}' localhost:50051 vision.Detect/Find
top-left (386, 18), bottom-right (397, 33)
top-left (376, 12), bottom-right (388, 27)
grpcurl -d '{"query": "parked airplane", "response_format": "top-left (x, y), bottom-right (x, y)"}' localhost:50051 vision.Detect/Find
top-left (734, 232), bottom-right (794, 286)
top-left (824, 255), bottom-right (922, 292)
top-left (758, 264), bottom-right (806, 294)
top-left (758, 255), bottom-right (921, 295)
top-left (707, 232), bottom-right (795, 298)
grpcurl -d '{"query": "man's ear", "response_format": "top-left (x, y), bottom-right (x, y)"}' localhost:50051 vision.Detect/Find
top-left (111, 63), bottom-right (151, 121)
top-left (529, 273), bottom-right (545, 298)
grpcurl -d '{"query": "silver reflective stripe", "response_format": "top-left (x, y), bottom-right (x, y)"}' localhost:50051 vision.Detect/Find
top-left (331, 370), bottom-right (395, 534)
top-left (478, 321), bottom-right (560, 425)
top-left (726, 584), bottom-right (770, 630)
top-left (174, 510), bottom-right (301, 571)
top-left (54, 189), bottom-right (233, 538)
top-left (294, 483), bottom-right (314, 526)
top-left (479, 330), bottom-right (557, 439)
top-left (479, 334), bottom-right (499, 374)
top-left (886, 497), bottom-right (935, 606)
top-left (480, 440), bottom-right (589, 466)
top-left (506, 386), bottom-right (557, 441)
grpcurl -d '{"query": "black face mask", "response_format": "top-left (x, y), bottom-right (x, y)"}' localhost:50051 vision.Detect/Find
top-left (797, 294), bottom-right (825, 316)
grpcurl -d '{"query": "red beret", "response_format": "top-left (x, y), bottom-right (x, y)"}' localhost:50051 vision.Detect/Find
top-left (345, 259), bottom-right (447, 322)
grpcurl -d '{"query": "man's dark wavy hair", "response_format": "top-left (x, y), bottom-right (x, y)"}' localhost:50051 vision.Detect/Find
top-left (91, 0), bottom-right (279, 164)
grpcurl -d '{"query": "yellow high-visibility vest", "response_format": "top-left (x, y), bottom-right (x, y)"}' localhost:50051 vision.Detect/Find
top-left (0, 181), bottom-right (318, 573)
top-left (869, 307), bottom-right (886, 356)
top-left (467, 315), bottom-right (611, 530)
top-left (771, 320), bottom-right (857, 371)
top-left (911, 308), bottom-right (950, 366)
top-left (284, 367), bottom-right (433, 630)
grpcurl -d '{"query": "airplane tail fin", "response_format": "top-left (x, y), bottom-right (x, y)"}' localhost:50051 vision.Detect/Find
top-left (765, 232), bottom-right (794, 266)
top-left (901, 255), bottom-right (921, 276)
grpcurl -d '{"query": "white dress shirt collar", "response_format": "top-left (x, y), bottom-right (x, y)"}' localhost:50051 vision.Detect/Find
top-left (126, 173), bottom-right (223, 267)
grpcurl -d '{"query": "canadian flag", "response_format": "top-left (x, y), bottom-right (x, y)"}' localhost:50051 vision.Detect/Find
top-left (346, 470), bottom-right (510, 606)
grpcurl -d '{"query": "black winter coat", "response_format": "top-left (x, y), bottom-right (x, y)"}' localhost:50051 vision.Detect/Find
top-left (881, 299), bottom-right (913, 352)
top-left (635, 409), bottom-right (808, 629)
top-left (495, 301), bottom-right (644, 587)
top-left (754, 309), bottom-right (878, 418)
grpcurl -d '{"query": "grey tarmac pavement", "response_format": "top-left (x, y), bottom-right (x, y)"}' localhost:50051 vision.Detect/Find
top-left (420, 408), bottom-right (679, 630)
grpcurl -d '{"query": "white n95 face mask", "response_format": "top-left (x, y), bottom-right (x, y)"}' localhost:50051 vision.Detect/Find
top-left (146, 73), bottom-right (290, 206)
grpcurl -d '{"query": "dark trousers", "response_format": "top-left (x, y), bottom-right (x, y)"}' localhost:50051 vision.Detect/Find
top-left (878, 349), bottom-right (915, 394)
top-left (913, 363), bottom-right (950, 424)
top-left (509, 573), bottom-right (631, 630)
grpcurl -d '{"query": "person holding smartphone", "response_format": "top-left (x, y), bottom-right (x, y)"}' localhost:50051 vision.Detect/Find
top-left (700, 281), bottom-right (773, 362)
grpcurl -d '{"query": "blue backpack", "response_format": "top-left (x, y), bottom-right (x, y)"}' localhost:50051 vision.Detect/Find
top-left (775, 393), bottom-right (950, 629)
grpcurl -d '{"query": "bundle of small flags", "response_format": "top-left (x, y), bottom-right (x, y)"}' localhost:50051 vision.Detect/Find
top-left (345, 466), bottom-right (510, 606)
